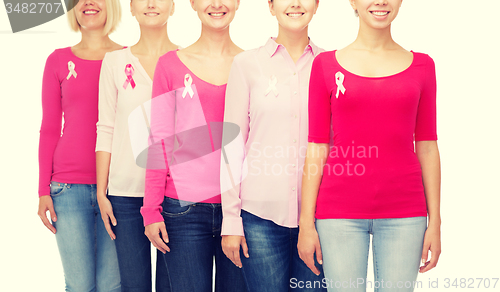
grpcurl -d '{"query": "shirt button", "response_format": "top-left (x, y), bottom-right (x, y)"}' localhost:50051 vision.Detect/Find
top-left (293, 139), bottom-right (297, 143)
top-left (294, 91), bottom-right (297, 95)
top-left (292, 187), bottom-right (296, 191)
top-left (293, 72), bottom-right (297, 75)
top-left (294, 115), bottom-right (297, 119)
top-left (292, 164), bottom-right (296, 168)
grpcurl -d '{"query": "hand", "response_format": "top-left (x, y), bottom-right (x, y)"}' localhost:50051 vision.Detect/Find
top-left (97, 194), bottom-right (117, 240)
top-left (145, 222), bottom-right (170, 254)
top-left (38, 196), bottom-right (57, 234)
top-left (298, 224), bottom-right (323, 276)
top-left (221, 235), bottom-right (249, 268)
top-left (419, 225), bottom-right (441, 273)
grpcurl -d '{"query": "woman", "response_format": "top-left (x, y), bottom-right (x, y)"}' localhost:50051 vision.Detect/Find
top-left (37, 0), bottom-right (123, 290)
top-left (141, 0), bottom-right (247, 291)
top-left (298, 0), bottom-right (441, 291)
top-left (96, 0), bottom-right (178, 291)
top-left (220, 0), bottom-right (327, 291)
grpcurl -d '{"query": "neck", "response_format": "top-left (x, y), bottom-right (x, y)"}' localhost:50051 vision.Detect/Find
top-left (353, 22), bottom-right (395, 50)
top-left (275, 26), bottom-right (310, 55)
top-left (79, 28), bottom-right (113, 50)
top-left (194, 25), bottom-right (234, 56)
top-left (133, 25), bottom-right (174, 56)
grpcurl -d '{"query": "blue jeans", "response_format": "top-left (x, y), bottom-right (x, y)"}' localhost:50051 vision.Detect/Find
top-left (51, 182), bottom-right (121, 292)
top-left (241, 210), bottom-right (327, 292)
top-left (159, 197), bottom-right (247, 292)
top-left (316, 217), bottom-right (427, 292)
top-left (109, 196), bottom-right (170, 292)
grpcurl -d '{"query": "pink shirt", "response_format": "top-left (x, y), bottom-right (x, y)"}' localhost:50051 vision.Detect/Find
top-left (141, 51), bottom-right (227, 226)
top-left (221, 38), bottom-right (324, 236)
top-left (308, 50), bottom-right (437, 219)
top-left (39, 47), bottom-right (102, 197)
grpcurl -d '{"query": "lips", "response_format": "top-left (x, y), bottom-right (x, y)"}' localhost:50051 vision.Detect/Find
top-left (286, 12), bottom-right (304, 18)
top-left (144, 12), bottom-right (159, 16)
top-left (83, 9), bottom-right (99, 15)
top-left (370, 11), bottom-right (389, 16)
top-left (208, 12), bottom-right (226, 17)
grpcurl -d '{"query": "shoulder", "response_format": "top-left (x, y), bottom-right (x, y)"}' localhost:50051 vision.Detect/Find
top-left (313, 50), bottom-right (336, 68)
top-left (102, 48), bottom-right (129, 67)
top-left (157, 50), bottom-right (179, 68)
top-left (411, 51), bottom-right (435, 67)
top-left (45, 47), bottom-right (71, 64)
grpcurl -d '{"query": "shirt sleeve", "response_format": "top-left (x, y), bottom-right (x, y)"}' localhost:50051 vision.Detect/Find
top-left (141, 59), bottom-right (172, 226)
top-left (220, 55), bottom-right (250, 236)
top-left (96, 54), bottom-right (117, 153)
top-left (38, 51), bottom-right (62, 197)
top-left (414, 55), bottom-right (438, 141)
top-left (308, 53), bottom-right (332, 144)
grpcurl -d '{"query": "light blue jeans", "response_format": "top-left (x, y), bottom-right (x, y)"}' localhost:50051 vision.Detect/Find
top-left (316, 217), bottom-right (427, 292)
top-left (51, 182), bottom-right (121, 292)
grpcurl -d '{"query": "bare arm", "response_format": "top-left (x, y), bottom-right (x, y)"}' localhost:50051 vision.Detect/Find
top-left (298, 142), bottom-right (329, 275)
top-left (416, 140), bottom-right (441, 273)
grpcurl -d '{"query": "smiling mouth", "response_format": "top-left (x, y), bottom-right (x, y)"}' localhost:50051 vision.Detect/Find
top-left (370, 11), bottom-right (389, 16)
top-left (209, 12), bottom-right (226, 17)
top-left (144, 12), bottom-right (159, 16)
top-left (286, 13), bottom-right (304, 18)
top-left (83, 10), bottom-right (99, 15)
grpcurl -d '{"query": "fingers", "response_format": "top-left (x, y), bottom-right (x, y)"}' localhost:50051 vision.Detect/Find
top-left (304, 253), bottom-right (321, 276)
top-left (39, 211), bottom-right (56, 234)
top-left (159, 224), bottom-right (170, 253)
top-left (420, 247), bottom-right (440, 273)
top-left (315, 242), bottom-right (323, 266)
top-left (101, 212), bottom-right (116, 240)
top-left (241, 238), bottom-right (250, 259)
top-left (38, 197), bottom-right (56, 234)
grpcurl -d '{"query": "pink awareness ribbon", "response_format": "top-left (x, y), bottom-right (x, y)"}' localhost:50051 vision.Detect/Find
top-left (123, 64), bottom-right (136, 89)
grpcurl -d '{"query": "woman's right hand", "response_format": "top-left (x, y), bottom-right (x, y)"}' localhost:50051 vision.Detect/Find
top-left (221, 235), bottom-right (249, 268)
top-left (97, 194), bottom-right (117, 240)
top-left (145, 222), bottom-right (170, 254)
top-left (38, 196), bottom-right (57, 234)
top-left (298, 224), bottom-right (323, 276)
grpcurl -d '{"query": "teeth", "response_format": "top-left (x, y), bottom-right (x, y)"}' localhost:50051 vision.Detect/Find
top-left (83, 10), bottom-right (97, 15)
top-left (210, 13), bottom-right (224, 17)
top-left (287, 13), bottom-right (303, 17)
top-left (371, 11), bottom-right (389, 16)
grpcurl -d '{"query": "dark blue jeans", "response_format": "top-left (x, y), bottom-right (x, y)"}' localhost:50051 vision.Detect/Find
top-left (159, 197), bottom-right (247, 292)
top-left (109, 196), bottom-right (171, 292)
top-left (241, 210), bottom-right (327, 292)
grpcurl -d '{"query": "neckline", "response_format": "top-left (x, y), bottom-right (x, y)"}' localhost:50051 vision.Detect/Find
top-left (126, 47), bottom-right (153, 85)
top-left (173, 51), bottom-right (227, 88)
top-left (333, 50), bottom-right (415, 79)
top-left (68, 47), bottom-right (103, 62)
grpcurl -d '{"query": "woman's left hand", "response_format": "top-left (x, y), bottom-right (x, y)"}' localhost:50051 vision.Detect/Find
top-left (419, 224), bottom-right (441, 273)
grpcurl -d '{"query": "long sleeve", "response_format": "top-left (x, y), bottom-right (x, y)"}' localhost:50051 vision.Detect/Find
top-left (220, 56), bottom-right (250, 236)
top-left (307, 54), bottom-right (332, 144)
top-left (38, 52), bottom-right (62, 197)
top-left (96, 54), bottom-right (117, 153)
top-left (141, 59), bottom-right (173, 226)
top-left (414, 55), bottom-right (438, 141)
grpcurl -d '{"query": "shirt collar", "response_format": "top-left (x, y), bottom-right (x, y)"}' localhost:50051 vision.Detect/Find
top-left (264, 37), bottom-right (321, 58)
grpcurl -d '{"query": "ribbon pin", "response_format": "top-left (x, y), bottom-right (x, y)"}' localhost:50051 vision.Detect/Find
top-left (182, 74), bottom-right (194, 99)
top-left (123, 64), bottom-right (136, 89)
top-left (66, 61), bottom-right (77, 80)
top-left (265, 75), bottom-right (279, 97)
top-left (335, 71), bottom-right (346, 98)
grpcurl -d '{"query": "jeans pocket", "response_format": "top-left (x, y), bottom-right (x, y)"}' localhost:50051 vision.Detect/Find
top-left (161, 197), bottom-right (193, 217)
top-left (50, 181), bottom-right (68, 197)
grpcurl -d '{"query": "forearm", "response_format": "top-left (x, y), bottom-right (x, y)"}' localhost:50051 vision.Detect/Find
top-left (299, 143), bottom-right (329, 228)
top-left (96, 151), bottom-right (111, 198)
top-left (416, 141), bottom-right (441, 227)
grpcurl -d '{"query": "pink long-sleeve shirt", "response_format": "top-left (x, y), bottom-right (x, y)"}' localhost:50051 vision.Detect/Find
top-left (39, 48), bottom-right (102, 197)
top-left (220, 38), bottom-right (324, 236)
top-left (308, 50), bottom-right (437, 219)
top-left (141, 51), bottom-right (226, 226)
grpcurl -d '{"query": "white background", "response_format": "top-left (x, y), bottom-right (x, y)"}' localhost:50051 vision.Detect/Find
top-left (1, 0), bottom-right (499, 291)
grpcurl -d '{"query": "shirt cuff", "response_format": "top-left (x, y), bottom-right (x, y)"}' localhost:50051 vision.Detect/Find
top-left (221, 216), bottom-right (244, 236)
top-left (308, 135), bottom-right (330, 144)
top-left (140, 205), bottom-right (164, 226)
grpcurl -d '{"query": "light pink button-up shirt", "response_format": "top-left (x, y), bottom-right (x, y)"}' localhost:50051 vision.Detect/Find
top-left (221, 38), bottom-right (324, 236)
